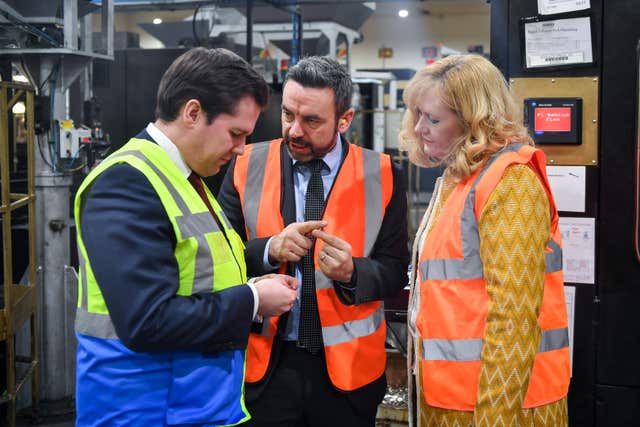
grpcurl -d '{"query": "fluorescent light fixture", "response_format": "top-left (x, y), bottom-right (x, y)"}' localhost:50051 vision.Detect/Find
top-left (152, 18), bottom-right (162, 25)
top-left (13, 75), bottom-right (28, 83)
top-left (398, 9), bottom-right (409, 18)
top-left (12, 102), bottom-right (25, 115)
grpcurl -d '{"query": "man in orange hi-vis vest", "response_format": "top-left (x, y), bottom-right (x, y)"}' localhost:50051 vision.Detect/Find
top-left (218, 56), bottom-right (409, 426)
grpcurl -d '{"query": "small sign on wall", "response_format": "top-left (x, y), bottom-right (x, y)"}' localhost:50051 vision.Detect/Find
top-left (378, 47), bottom-right (394, 59)
top-left (421, 46), bottom-right (438, 58)
top-left (559, 217), bottom-right (595, 284)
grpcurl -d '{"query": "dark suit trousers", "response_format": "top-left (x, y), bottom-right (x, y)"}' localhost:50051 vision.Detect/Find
top-left (244, 341), bottom-right (385, 427)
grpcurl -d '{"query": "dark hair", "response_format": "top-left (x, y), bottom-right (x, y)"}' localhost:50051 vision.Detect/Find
top-left (155, 47), bottom-right (269, 124)
top-left (285, 56), bottom-right (352, 118)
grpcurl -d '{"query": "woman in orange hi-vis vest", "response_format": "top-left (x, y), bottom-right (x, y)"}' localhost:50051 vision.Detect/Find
top-left (400, 54), bottom-right (570, 427)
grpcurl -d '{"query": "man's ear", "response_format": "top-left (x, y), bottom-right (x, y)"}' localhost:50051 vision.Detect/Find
top-left (181, 99), bottom-right (202, 128)
top-left (338, 108), bottom-right (355, 133)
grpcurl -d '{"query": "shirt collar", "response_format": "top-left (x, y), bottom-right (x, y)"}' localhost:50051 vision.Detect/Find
top-left (291, 133), bottom-right (342, 174)
top-left (146, 122), bottom-right (192, 178)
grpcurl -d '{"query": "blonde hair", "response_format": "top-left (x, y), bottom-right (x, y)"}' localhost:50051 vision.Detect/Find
top-left (398, 54), bottom-right (533, 180)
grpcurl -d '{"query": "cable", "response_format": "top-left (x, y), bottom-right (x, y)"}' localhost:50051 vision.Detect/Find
top-left (50, 78), bottom-right (58, 173)
top-left (38, 60), bottom-right (60, 93)
top-left (66, 163), bottom-right (87, 173)
top-left (0, 10), bottom-right (60, 48)
top-left (192, 4), bottom-right (202, 47)
top-left (192, 2), bottom-right (218, 48)
top-left (36, 134), bottom-right (54, 170)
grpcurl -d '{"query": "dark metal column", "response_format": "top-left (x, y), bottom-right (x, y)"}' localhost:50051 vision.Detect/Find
top-left (246, 0), bottom-right (253, 63)
top-left (291, 7), bottom-right (303, 65)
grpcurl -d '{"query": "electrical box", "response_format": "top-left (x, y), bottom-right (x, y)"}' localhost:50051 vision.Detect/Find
top-left (59, 120), bottom-right (77, 159)
top-left (524, 97), bottom-right (583, 144)
top-left (59, 120), bottom-right (91, 159)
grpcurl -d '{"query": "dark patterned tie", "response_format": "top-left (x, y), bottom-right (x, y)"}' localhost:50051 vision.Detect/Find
top-left (188, 172), bottom-right (221, 228)
top-left (298, 159), bottom-right (325, 354)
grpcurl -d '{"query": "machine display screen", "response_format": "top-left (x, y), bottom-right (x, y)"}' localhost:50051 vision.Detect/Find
top-left (534, 107), bottom-right (572, 132)
top-left (524, 98), bottom-right (582, 144)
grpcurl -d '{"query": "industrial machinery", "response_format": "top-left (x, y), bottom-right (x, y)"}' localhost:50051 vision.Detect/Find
top-left (0, 0), bottom-right (114, 423)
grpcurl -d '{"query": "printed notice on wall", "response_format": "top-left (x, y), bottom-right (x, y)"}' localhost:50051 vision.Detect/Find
top-left (524, 16), bottom-right (593, 69)
top-left (564, 285), bottom-right (575, 375)
top-left (546, 166), bottom-right (586, 213)
top-left (538, 0), bottom-right (590, 15)
top-left (559, 217), bottom-right (595, 284)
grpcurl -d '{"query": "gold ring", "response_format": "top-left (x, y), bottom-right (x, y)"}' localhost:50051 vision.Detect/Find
top-left (320, 253), bottom-right (326, 261)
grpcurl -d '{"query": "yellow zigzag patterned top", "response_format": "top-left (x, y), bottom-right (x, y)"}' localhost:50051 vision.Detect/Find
top-left (417, 164), bottom-right (568, 427)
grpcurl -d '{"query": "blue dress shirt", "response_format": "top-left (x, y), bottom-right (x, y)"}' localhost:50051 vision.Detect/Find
top-left (264, 135), bottom-right (343, 341)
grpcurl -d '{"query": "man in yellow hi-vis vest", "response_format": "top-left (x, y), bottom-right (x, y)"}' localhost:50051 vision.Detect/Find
top-left (74, 48), bottom-right (298, 427)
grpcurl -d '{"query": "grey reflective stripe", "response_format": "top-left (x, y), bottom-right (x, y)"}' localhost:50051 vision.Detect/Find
top-left (109, 150), bottom-right (215, 293)
top-left (244, 143), bottom-right (270, 240)
top-left (315, 270), bottom-right (333, 289)
top-left (419, 164), bottom-right (483, 281)
top-left (322, 306), bottom-right (384, 347)
top-left (176, 211), bottom-right (220, 238)
top-left (260, 317), bottom-right (271, 336)
top-left (110, 150), bottom-right (189, 212)
top-left (546, 239), bottom-right (563, 273)
top-left (78, 249), bottom-right (88, 310)
top-left (423, 327), bottom-right (569, 361)
top-left (419, 255), bottom-right (483, 282)
top-left (423, 338), bottom-right (483, 361)
top-left (362, 149), bottom-right (384, 257)
top-left (75, 308), bottom-right (118, 339)
top-left (498, 142), bottom-right (526, 155)
top-left (217, 208), bottom-right (233, 230)
top-left (420, 144), bottom-right (528, 281)
top-left (537, 327), bottom-right (569, 353)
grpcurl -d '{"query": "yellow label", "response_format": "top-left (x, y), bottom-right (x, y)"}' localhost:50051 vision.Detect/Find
top-left (61, 119), bottom-right (74, 129)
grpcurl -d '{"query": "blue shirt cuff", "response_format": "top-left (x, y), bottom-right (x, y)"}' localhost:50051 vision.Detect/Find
top-left (263, 236), bottom-right (281, 270)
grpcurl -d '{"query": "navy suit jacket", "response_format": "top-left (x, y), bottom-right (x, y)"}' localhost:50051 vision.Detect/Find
top-left (79, 129), bottom-right (254, 354)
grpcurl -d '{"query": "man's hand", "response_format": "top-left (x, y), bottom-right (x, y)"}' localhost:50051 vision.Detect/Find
top-left (268, 220), bottom-right (327, 263)
top-left (254, 275), bottom-right (299, 317)
top-left (312, 229), bottom-right (354, 283)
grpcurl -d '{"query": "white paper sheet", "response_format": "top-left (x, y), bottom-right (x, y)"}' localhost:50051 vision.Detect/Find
top-left (559, 217), bottom-right (595, 284)
top-left (546, 166), bottom-right (586, 213)
top-left (564, 285), bottom-right (575, 376)
top-left (524, 17), bottom-right (593, 68)
top-left (538, 0), bottom-right (590, 15)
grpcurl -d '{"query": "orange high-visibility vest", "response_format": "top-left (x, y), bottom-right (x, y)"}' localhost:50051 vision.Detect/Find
top-left (233, 139), bottom-right (394, 391)
top-left (417, 143), bottom-right (570, 410)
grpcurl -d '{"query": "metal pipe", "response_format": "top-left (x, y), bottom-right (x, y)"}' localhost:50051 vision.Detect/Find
top-left (26, 89), bottom-right (40, 415)
top-left (33, 62), bottom-right (75, 404)
top-left (64, 0), bottom-right (78, 50)
top-left (102, 0), bottom-right (114, 56)
top-left (246, 0), bottom-right (253, 63)
top-left (297, 8), bottom-right (303, 59)
top-left (291, 13), bottom-right (298, 64)
top-left (36, 175), bottom-right (72, 402)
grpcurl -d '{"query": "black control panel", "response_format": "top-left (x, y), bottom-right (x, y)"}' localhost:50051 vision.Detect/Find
top-left (524, 97), bottom-right (583, 144)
